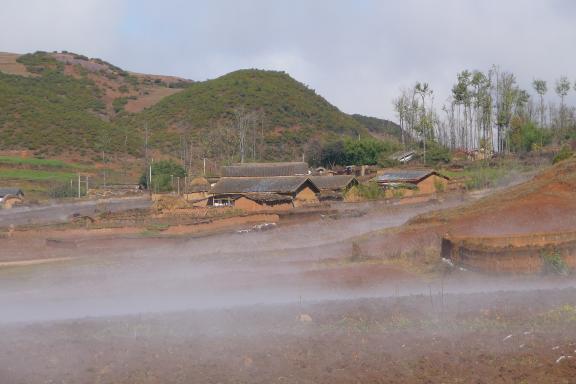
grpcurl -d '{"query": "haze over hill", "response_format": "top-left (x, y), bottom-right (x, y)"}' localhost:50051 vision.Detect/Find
top-left (0, 51), bottom-right (399, 163)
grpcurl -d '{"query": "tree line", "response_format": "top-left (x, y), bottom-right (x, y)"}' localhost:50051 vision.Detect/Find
top-left (393, 66), bottom-right (576, 155)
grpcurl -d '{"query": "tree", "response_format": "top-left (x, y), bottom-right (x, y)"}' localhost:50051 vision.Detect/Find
top-left (532, 79), bottom-right (547, 128)
top-left (140, 160), bottom-right (186, 192)
top-left (555, 76), bottom-right (571, 134)
top-left (493, 68), bottom-right (523, 153)
top-left (471, 70), bottom-right (492, 148)
top-left (414, 82), bottom-right (433, 163)
top-left (508, 117), bottom-right (551, 153)
top-left (393, 90), bottom-right (410, 147)
top-left (321, 140), bottom-right (346, 168)
top-left (233, 106), bottom-right (261, 163)
top-left (233, 106), bottom-right (249, 163)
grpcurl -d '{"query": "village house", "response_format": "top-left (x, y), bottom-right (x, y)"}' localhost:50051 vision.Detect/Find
top-left (310, 175), bottom-right (358, 201)
top-left (209, 176), bottom-right (320, 211)
top-left (183, 177), bottom-right (211, 206)
top-left (0, 188), bottom-right (24, 209)
top-left (373, 169), bottom-right (449, 198)
top-left (221, 162), bottom-right (310, 177)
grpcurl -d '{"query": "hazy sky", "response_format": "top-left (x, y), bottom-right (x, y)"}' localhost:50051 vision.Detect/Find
top-left (1, 0), bottom-right (575, 120)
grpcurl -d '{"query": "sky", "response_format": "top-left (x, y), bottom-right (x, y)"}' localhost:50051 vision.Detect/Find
top-left (1, 0), bottom-right (575, 121)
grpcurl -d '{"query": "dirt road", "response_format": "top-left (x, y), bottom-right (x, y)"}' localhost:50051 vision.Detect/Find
top-left (0, 196), bottom-right (151, 227)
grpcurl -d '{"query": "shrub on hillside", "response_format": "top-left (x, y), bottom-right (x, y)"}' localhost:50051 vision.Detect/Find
top-left (345, 182), bottom-right (386, 201)
top-left (139, 160), bottom-right (186, 192)
top-left (553, 145), bottom-right (573, 164)
top-left (425, 141), bottom-right (452, 164)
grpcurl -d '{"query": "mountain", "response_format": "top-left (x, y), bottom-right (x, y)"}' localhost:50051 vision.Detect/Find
top-left (0, 51), bottom-right (396, 162)
top-left (121, 69), bottom-right (377, 160)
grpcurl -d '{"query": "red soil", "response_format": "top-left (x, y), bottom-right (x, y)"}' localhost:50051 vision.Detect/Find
top-left (2, 288), bottom-right (575, 383)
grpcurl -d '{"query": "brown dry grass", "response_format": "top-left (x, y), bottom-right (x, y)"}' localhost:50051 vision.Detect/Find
top-left (124, 87), bottom-right (183, 113)
top-left (0, 52), bottom-right (31, 76)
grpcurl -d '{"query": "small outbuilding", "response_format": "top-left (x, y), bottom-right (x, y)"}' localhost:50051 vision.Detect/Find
top-left (310, 175), bottom-right (358, 201)
top-left (209, 176), bottom-right (320, 210)
top-left (233, 193), bottom-right (294, 211)
top-left (183, 177), bottom-right (211, 206)
top-left (374, 169), bottom-right (449, 197)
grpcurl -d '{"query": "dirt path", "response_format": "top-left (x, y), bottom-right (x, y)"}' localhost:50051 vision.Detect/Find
top-left (0, 196), bottom-right (151, 227)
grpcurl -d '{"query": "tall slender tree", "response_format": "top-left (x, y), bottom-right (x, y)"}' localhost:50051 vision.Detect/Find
top-left (555, 76), bottom-right (571, 135)
top-left (532, 79), bottom-right (548, 129)
top-left (414, 82), bottom-right (433, 163)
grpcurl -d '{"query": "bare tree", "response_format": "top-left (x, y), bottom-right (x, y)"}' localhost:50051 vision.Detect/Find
top-left (233, 107), bottom-right (249, 163)
top-left (393, 90), bottom-right (410, 148)
top-left (233, 107), bottom-right (261, 163)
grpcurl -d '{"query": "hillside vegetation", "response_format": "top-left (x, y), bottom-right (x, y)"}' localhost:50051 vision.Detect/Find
top-left (0, 68), bottom-right (115, 157)
top-left (0, 51), bottom-right (398, 164)
top-left (351, 114), bottom-right (401, 142)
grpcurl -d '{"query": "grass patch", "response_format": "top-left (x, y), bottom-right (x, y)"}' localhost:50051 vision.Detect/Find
top-left (441, 160), bottom-right (532, 190)
top-left (145, 223), bottom-right (170, 232)
top-left (0, 169), bottom-right (76, 182)
top-left (541, 248), bottom-right (569, 275)
top-left (345, 183), bottom-right (386, 201)
top-left (0, 156), bottom-right (88, 169)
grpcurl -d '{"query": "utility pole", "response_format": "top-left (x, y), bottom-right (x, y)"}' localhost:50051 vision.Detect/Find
top-left (144, 122), bottom-right (149, 163)
top-left (203, 157), bottom-right (206, 176)
top-left (149, 161), bottom-right (152, 198)
top-left (77, 174), bottom-right (88, 198)
top-left (102, 150), bottom-right (106, 187)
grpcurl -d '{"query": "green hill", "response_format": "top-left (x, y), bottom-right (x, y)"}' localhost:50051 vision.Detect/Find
top-left (0, 51), bottom-right (397, 164)
top-left (0, 60), bottom-right (109, 157)
top-left (122, 69), bottom-right (373, 161)
top-left (0, 52), bottom-right (150, 159)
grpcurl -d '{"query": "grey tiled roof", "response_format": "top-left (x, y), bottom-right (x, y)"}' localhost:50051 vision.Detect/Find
top-left (222, 162), bottom-right (309, 177)
top-left (375, 169), bottom-right (444, 183)
top-left (210, 176), bottom-right (319, 194)
top-left (242, 193), bottom-right (294, 203)
top-left (309, 175), bottom-right (358, 190)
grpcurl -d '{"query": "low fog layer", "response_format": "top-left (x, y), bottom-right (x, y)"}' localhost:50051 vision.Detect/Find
top-left (1, 198), bottom-right (575, 324)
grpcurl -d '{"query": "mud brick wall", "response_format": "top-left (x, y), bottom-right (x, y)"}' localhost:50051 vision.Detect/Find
top-left (442, 232), bottom-right (576, 274)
